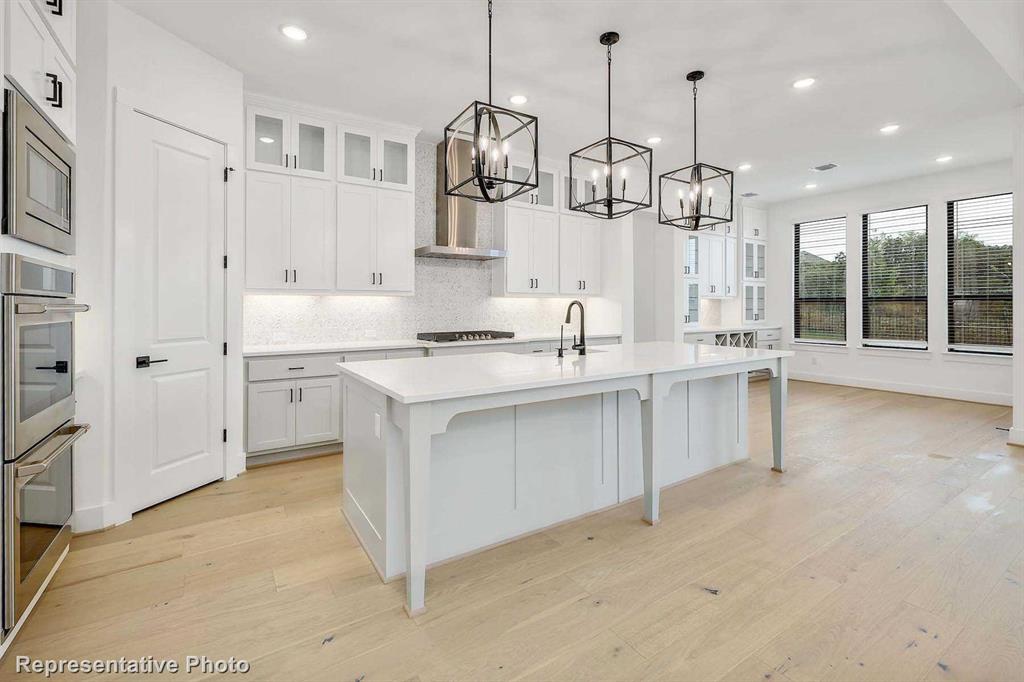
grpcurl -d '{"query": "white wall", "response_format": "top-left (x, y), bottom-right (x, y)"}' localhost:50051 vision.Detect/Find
top-left (766, 160), bottom-right (1014, 405)
top-left (243, 142), bottom-right (629, 344)
top-left (74, 0), bottom-right (244, 531)
top-left (1012, 106), bottom-right (1024, 443)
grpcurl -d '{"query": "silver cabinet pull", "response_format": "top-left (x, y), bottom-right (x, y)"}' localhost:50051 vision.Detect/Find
top-left (15, 303), bottom-right (90, 314)
top-left (17, 423), bottom-right (90, 478)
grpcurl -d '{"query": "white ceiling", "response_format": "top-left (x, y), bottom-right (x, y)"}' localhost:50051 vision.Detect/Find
top-left (118, 0), bottom-right (1023, 203)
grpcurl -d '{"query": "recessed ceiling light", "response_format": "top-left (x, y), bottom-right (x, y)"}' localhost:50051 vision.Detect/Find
top-left (935, 155), bottom-right (953, 163)
top-left (508, 94), bottom-right (528, 106)
top-left (804, 183), bottom-right (818, 190)
top-left (879, 123), bottom-right (900, 134)
top-left (646, 136), bottom-right (662, 145)
top-left (737, 163), bottom-right (752, 172)
top-left (258, 136), bottom-right (275, 144)
top-left (792, 78), bottom-right (816, 89)
top-left (281, 25), bottom-right (308, 41)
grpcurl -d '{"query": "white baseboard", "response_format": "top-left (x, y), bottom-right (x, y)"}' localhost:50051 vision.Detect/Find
top-left (1008, 427), bottom-right (1024, 447)
top-left (789, 371), bottom-right (1012, 406)
top-left (72, 501), bottom-right (130, 534)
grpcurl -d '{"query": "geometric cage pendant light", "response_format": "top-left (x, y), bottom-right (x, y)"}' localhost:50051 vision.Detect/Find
top-left (568, 31), bottom-right (652, 219)
top-left (658, 70), bottom-right (733, 230)
top-left (443, 0), bottom-right (539, 203)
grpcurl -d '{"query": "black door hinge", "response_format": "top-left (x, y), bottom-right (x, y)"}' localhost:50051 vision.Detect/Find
top-left (223, 342), bottom-right (227, 356)
top-left (223, 255), bottom-right (228, 269)
top-left (223, 166), bottom-right (235, 182)
top-left (222, 429), bottom-right (227, 443)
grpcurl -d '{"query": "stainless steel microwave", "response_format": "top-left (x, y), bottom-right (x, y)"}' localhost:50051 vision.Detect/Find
top-left (3, 87), bottom-right (75, 255)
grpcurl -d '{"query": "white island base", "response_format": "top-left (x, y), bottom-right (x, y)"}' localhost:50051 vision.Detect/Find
top-left (339, 342), bottom-right (790, 616)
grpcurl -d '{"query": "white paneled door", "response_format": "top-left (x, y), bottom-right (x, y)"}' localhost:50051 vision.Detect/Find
top-left (126, 113), bottom-right (226, 513)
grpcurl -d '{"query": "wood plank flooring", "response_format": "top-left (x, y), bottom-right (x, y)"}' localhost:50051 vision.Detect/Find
top-left (3, 381), bottom-right (1022, 681)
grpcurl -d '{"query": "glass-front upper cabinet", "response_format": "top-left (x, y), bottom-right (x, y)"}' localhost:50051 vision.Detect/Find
top-left (338, 126), bottom-right (414, 192)
top-left (509, 160), bottom-right (556, 211)
top-left (683, 234), bottom-right (700, 276)
top-left (247, 107), bottom-right (333, 180)
top-left (743, 241), bottom-right (767, 280)
top-left (563, 174), bottom-right (597, 212)
top-left (684, 281), bottom-right (700, 325)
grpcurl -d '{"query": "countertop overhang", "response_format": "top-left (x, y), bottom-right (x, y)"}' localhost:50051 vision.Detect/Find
top-left (337, 341), bottom-right (792, 404)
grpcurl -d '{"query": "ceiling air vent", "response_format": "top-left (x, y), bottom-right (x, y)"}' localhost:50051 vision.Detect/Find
top-left (741, 192), bottom-right (759, 198)
top-left (811, 163), bottom-right (838, 172)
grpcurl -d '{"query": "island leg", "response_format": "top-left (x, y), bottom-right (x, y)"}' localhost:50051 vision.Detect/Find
top-left (769, 359), bottom-right (787, 473)
top-left (640, 378), bottom-right (665, 525)
top-left (403, 403), bottom-right (432, 616)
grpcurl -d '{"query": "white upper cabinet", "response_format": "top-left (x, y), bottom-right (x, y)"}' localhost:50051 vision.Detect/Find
top-left (7, 0), bottom-right (76, 143)
top-left (683, 234), bottom-right (700, 277)
top-left (743, 283), bottom-right (767, 322)
top-left (559, 216), bottom-right (602, 295)
top-left (494, 206), bottom-right (559, 295)
top-left (245, 172), bottom-right (335, 291)
top-left (697, 234), bottom-right (737, 299)
top-left (725, 237), bottom-right (737, 297)
top-left (509, 159), bottom-right (557, 211)
top-left (742, 205), bottom-right (767, 240)
top-left (338, 124), bottom-right (414, 192)
top-left (683, 279), bottom-right (701, 326)
top-left (31, 0), bottom-right (75, 64)
top-left (247, 106), bottom-right (334, 180)
top-left (743, 241), bottom-right (767, 280)
top-left (336, 184), bottom-right (414, 293)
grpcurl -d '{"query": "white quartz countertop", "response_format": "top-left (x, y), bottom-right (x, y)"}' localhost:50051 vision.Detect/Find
top-left (242, 332), bottom-right (624, 358)
top-left (684, 324), bottom-right (782, 334)
top-left (338, 341), bottom-right (792, 404)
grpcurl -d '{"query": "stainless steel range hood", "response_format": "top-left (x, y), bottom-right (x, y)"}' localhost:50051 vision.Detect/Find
top-left (415, 140), bottom-right (506, 261)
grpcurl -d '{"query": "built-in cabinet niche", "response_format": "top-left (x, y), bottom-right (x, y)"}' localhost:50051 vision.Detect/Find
top-left (6, 0), bottom-right (77, 143)
top-left (244, 96), bottom-right (419, 295)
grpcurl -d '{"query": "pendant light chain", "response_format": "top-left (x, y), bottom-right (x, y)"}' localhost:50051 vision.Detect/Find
top-left (692, 80), bottom-right (698, 165)
top-left (607, 42), bottom-right (612, 141)
top-left (487, 0), bottom-right (493, 105)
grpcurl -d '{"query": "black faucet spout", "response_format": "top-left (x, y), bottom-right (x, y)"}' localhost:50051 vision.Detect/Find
top-left (565, 300), bottom-right (586, 356)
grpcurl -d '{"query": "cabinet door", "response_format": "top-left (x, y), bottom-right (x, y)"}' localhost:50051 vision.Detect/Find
top-left (706, 237), bottom-right (725, 297)
top-left (504, 207), bottom-right (534, 293)
top-left (291, 115), bottom-right (333, 180)
top-left (248, 107), bottom-right (291, 174)
top-left (8, 2), bottom-right (53, 127)
top-left (742, 206), bottom-right (767, 240)
top-left (558, 216), bottom-right (582, 294)
top-left (579, 218), bottom-right (602, 295)
top-left (743, 284), bottom-right (766, 322)
top-left (337, 183), bottom-right (376, 291)
top-left (531, 212), bottom-right (559, 294)
top-left (534, 168), bottom-right (557, 211)
top-left (295, 377), bottom-right (341, 446)
top-left (245, 172), bottom-right (291, 289)
top-left (338, 126), bottom-right (377, 186)
top-left (724, 237), bottom-right (737, 297)
top-left (289, 178), bottom-right (335, 290)
top-left (744, 241), bottom-right (755, 279)
top-left (247, 380), bottom-right (296, 453)
top-left (683, 280), bottom-right (700, 326)
top-left (375, 188), bottom-right (415, 292)
top-left (44, 41), bottom-right (75, 143)
top-left (32, 0), bottom-right (76, 63)
top-left (378, 134), bottom-right (414, 192)
top-left (755, 243), bottom-right (767, 280)
top-left (509, 162), bottom-right (534, 206)
top-left (684, 234), bottom-right (700, 276)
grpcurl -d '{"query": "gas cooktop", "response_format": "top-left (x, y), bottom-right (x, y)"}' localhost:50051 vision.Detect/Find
top-left (416, 330), bottom-right (515, 343)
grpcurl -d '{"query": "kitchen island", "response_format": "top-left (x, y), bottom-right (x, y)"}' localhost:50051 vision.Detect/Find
top-left (338, 341), bottom-right (791, 616)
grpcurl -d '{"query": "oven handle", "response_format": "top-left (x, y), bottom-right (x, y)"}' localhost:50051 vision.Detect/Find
top-left (14, 303), bottom-right (91, 315)
top-left (16, 423), bottom-right (90, 479)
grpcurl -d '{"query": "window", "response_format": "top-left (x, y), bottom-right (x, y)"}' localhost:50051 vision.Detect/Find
top-left (947, 193), bottom-right (1012, 353)
top-left (794, 216), bottom-right (847, 342)
top-left (862, 205), bottom-right (928, 348)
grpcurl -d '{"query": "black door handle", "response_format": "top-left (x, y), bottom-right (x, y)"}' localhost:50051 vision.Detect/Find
top-left (136, 356), bottom-right (169, 368)
top-left (35, 360), bottom-right (68, 374)
top-left (45, 74), bottom-right (63, 108)
top-left (298, 387), bottom-right (303, 402)
top-left (45, 0), bottom-right (63, 15)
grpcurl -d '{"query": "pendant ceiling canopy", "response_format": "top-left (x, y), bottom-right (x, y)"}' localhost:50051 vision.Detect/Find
top-left (658, 71), bottom-right (734, 231)
top-left (442, 0), bottom-right (539, 204)
top-left (568, 32), bottom-right (652, 220)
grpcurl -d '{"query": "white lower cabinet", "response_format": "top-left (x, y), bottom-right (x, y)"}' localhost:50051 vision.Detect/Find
top-left (246, 354), bottom-right (343, 455)
top-left (245, 172), bottom-right (335, 290)
top-left (337, 183), bottom-right (414, 293)
top-left (495, 206), bottom-right (559, 295)
top-left (558, 216), bottom-right (602, 295)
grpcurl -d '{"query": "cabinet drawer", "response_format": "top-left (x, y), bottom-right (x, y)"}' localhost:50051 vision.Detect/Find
top-left (684, 333), bottom-right (714, 345)
top-left (384, 348), bottom-right (425, 359)
top-left (247, 354), bottom-right (342, 381)
top-left (757, 328), bottom-right (781, 342)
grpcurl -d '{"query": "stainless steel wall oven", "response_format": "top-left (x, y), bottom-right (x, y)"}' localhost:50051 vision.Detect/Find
top-left (2, 254), bottom-right (89, 632)
top-left (3, 87), bottom-right (76, 255)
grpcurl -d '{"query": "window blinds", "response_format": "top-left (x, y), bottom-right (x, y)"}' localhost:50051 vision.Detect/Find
top-left (947, 193), bottom-right (1012, 353)
top-left (862, 205), bottom-right (928, 347)
top-left (794, 216), bottom-right (847, 342)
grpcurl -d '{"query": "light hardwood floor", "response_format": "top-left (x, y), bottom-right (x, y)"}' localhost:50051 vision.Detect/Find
top-left (3, 381), bottom-right (1022, 681)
